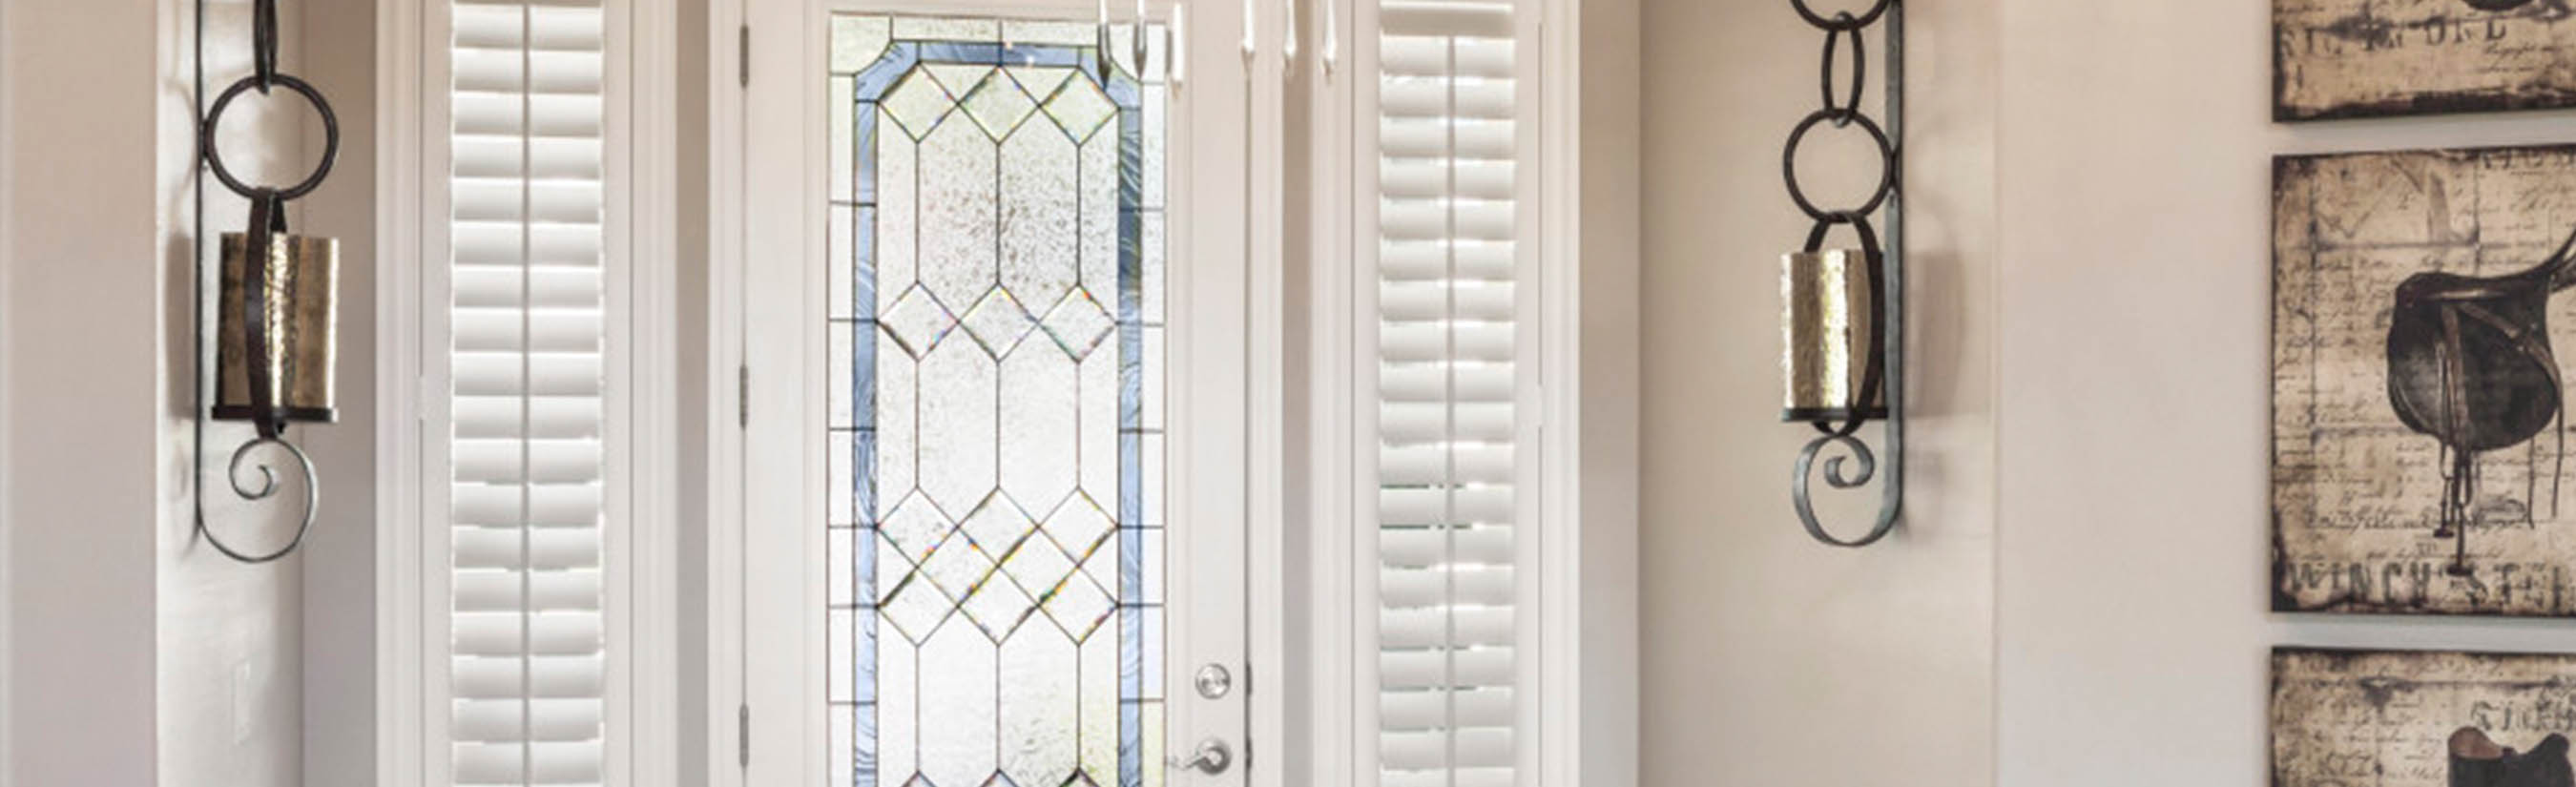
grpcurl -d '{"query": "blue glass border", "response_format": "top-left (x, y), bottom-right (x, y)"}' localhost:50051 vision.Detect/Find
top-left (1109, 54), bottom-right (1148, 787)
top-left (850, 46), bottom-right (891, 787)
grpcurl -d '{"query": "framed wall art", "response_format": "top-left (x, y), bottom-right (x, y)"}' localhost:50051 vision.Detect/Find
top-left (2276, 0), bottom-right (2576, 121)
top-left (2274, 648), bottom-right (2576, 787)
top-left (2274, 145), bottom-right (2576, 616)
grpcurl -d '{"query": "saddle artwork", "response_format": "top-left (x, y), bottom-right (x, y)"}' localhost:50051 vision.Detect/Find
top-left (2273, 650), bottom-right (2576, 787)
top-left (2273, 146), bottom-right (2576, 617)
top-left (2384, 225), bottom-right (2576, 576)
top-left (2452, 728), bottom-right (2576, 787)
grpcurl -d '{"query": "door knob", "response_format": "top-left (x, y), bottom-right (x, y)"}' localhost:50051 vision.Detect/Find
top-left (1169, 738), bottom-right (1233, 775)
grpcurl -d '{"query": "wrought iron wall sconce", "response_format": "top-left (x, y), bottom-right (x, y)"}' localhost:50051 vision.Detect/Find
top-left (1780, 0), bottom-right (1902, 548)
top-left (192, 0), bottom-right (343, 563)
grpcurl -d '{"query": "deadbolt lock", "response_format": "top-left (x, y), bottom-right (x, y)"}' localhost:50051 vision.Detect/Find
top-left (1195, 664), bottom-right (1233, 699)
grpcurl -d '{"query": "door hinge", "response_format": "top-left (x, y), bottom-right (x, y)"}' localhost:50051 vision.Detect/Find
top-left (1241, 664), bottom-right (1253, 770)
top-left (737, 364), bottom-right (751, 426)
top-left (738, 25), bottom-right (752, 87)
top-left (737, 703), bottom-right (751, 767)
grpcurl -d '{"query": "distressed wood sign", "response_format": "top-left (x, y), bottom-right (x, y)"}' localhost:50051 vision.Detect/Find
top-left (2275, 145), bottom-right (2576, 616)
top-left (2275, 0), bottom-right (2576, 121)
top-left (2273, 649), bottom-right (2576, 787)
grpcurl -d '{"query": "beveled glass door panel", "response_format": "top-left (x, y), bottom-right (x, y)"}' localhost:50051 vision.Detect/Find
top-left (739, 1), bottom-right (1244, 784)
top-left (820, 13), bottom-right (1188, 787)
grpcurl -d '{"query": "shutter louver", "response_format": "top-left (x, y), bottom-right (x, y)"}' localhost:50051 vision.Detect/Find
top-left (447, 2), bottom-right (609, 785)
top-left (1374, 2), bottom-right (1524, 786)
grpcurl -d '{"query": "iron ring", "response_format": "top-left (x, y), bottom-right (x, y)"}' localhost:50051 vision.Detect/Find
top-left (200, 72), bottom-right (340, 201)
top-left (1801, 212), bottom-right (1879, 254)
top-left (1782, 108), bottom-right (1896, 222)
top-left (1819, 24), bottom-right (1866, 121)
top-left (1790, 0), bottom-right (1894, 31)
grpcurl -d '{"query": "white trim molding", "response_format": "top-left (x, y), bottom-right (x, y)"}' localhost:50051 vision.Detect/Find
top-left (696, 0), bottom-right (745, 785)
top-left (375, 0), bottom-right (427, 783)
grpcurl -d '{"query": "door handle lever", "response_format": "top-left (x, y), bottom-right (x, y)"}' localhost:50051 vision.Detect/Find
top-left (1168, 738), bottom-right (1233, 775)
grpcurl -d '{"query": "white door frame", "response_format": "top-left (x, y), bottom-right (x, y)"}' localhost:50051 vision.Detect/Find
top-left (713, 0), bottom-right (1288, 784)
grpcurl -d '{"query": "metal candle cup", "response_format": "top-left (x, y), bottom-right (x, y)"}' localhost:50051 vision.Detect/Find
top-left (215, 232), bottom-right (340, 425)
top-left (1780, 247), bottom-right (1883, 423)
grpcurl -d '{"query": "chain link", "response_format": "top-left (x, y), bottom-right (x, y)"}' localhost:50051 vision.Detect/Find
top-left (1782, 3), bottom-right (1898, 223)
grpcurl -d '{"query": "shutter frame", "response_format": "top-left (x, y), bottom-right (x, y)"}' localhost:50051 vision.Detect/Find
top-left (446, 2), bottom-right (612, 785)
top-left (1370, 1), bottom-right (1529, 784)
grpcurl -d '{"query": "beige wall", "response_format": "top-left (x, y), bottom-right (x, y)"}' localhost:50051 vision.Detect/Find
top-left (1992, 0), bottom-right (2273, 780)
top-left (1578, 0), bottom-right (1643, 779)
top-left (3, 0), bottom-right (168, 784)
top-left (1638, 0), bottom-right (1997, 784)
top-left (295, 0), bottom-right (380, 782)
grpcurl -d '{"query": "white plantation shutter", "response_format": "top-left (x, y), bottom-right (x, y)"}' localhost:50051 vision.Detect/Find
top-left (1373, 2), bottom-right (1528, 786)
top-left (447, 2), bottom-right (611, 785)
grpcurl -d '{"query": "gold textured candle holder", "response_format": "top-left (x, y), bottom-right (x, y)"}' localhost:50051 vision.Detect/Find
top-left (1780, 248), bottom-right (1886, 424)
top-left (215, 232), bottom-right (340, 425)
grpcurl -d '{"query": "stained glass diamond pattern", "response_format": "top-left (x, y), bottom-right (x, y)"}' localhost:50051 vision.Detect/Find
top-left (920, 528), bottom-right (998, 605)
top-left (1041, 290), bottom-right (1115, 359)
top-left (1042, 496), bottom-right (1115, 560)
top-left (882, 287), bottom-right (960, 358)
top-left (923, 63), bottom-right (996, 99)
top-left (882, 569), bottom-right (958, 644)
top-left (1042, 77), bottom-right (1116, 142)
top-left (960, 72), bottom-right (1040, 140)
top-left (988, 515), bottom-right (1115, 643)
top-left (883, 69), bottom-right (956, 139)
top-left (882, 493), bottom-right (951, 565)
top-left (962, 564), bottom-right (1039, 641)
top-left (962, 288), bottom-right (1039, 357)
top-left (1077, 539), bottom-right (1119, 607)
top-left (1001, 536), bottom-right (1077, 605)
top-left (961, 496), bottom-right (1037, 554)
top-left (1042, 567), bottom-right (1114, 642)
top-left (1007, 66), bottom-right (1075, 103)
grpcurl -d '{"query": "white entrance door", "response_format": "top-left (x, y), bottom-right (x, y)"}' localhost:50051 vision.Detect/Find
top-left (737, 2), bottom-right (1255, 786)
